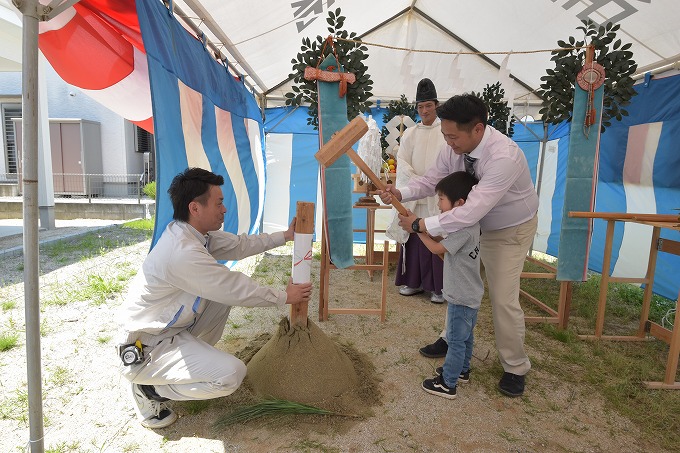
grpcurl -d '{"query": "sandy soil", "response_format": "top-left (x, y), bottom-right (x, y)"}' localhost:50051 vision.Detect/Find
top-left (0, 226), bottom-right (669, 453)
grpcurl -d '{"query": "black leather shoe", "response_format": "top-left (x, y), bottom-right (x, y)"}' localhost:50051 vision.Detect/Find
top-left (419, 337), bottom-right (448, 358)
top-left (498, 372), bottom-right (525, 397)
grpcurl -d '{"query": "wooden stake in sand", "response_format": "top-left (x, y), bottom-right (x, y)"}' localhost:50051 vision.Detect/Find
top-left (290, 201), bottom-right (315, 327)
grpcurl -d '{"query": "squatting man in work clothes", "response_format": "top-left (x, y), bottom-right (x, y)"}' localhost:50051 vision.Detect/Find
top-left (378, 94), bottom-right (539, 397)
top-left (117, 167), bottom-right (312, 428)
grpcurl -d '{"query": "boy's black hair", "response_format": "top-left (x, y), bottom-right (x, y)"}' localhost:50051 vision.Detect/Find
top-left (435, 171), bottom-right (479, 204)
top-left (168, 167), bottom-right (224, 222)
top-left (436, 93), bottom-right (488, 132)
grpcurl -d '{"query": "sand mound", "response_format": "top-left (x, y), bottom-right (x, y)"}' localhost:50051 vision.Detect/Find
top-left (246, 318), bottom-right (374, 415)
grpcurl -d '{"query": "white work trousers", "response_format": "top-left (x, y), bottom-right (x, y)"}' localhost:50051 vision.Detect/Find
top-left (121, 301), bottom-right (246, 401)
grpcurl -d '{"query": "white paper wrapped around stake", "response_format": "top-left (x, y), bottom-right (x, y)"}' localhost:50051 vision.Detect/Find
top-left (292, 232), bottom-right (313, 284)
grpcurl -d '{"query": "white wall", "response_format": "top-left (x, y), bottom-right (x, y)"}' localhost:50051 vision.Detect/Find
top-left (0, 65), bottom-right (143, 176)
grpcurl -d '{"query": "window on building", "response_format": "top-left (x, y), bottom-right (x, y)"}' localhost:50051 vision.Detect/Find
top-left (2, 103), bottom-right (22, 178)
top-left (135, 125), bottom-right (155, 183)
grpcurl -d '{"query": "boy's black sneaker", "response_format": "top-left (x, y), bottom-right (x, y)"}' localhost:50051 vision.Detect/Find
top-left (435, 366), bottom-right (470, 383)
top-left (498, 372), bottom-right (525, 397)
top-left (418, 337), bottom-right (447, 358)
top-left (421, 375), bottom-right (457, 399)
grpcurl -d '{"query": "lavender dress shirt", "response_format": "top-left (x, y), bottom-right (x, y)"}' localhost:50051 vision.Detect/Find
top-left (399, 125), bottom-right (539, 236)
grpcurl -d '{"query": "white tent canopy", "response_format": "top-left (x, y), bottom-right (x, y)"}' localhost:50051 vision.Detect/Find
top-left (172, 0), bottom-right (680, 106)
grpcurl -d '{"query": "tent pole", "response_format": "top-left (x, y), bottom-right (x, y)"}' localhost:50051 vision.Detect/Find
top-left (535, 122), bottom-right (549, 201)
top-left (528, 121), bottom-right (549, 257)
top-left (18, 0), bottom-right (45, 450)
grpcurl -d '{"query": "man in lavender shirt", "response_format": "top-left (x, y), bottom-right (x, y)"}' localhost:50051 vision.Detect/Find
top-left (378, 94), bottom-right (539, 397)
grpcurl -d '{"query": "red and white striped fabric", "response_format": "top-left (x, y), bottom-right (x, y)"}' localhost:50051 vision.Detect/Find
top-left (38, 0), bottom-right (153, 132)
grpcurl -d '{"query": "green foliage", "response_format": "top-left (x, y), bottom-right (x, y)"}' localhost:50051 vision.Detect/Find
top-left (213, 398), bottom-right (335, 428)
top-left (473, 82), bottom-right (514, 136)
top-left (46, 441), bottom-right (81, 453)
top-left (0, 331), bottom-right (19, 351)
top-left (142, 181), bottom-right (156, 200)
top-left (179, 399), bottom-right (211, 415)
top-left (538, 20), bottom-right (637, 132)
top-left (379, 94), bottom-right (418, 155)
top-left (0, 388), bottom-right (28, 422)
top-left (285, 8), bottom-right (373, 129)
top-left (123, 217), bottom-right (154, 232)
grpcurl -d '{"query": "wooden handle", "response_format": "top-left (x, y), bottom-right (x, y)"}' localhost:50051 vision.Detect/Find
top-left (290, 202), bottom-right (315, 328)
top-left (346, 148), bottom-right (408, 215)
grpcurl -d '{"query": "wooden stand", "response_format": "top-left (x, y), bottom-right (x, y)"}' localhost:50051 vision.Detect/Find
top-left (570, 211), bottom-right (680, 389)
top-left (289, 201), bottom-right (315, 328)
top-left (520, 256), bottom-right (573, 329)
top-left (352, 204), bottom-right (399, 280)
top-left (317, 217), bottom-right (389, 322)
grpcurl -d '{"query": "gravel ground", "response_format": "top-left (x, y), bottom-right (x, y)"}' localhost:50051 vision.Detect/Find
top-left (0, 225), bottom-right (669, 453)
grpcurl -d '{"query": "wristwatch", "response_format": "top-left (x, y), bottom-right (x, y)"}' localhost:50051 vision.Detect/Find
top-left (412, 218), bottom-right (422, 233)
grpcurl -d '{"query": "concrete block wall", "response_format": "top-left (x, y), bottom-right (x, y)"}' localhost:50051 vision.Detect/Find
top-left (0, 200), bottom-right (155, 220)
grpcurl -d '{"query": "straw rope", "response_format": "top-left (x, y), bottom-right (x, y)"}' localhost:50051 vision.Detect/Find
top-left (335, 36), bottom-right (587, 56)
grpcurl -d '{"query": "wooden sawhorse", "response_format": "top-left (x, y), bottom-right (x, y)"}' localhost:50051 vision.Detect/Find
top-left (570, 212), bottom-right (680, 389)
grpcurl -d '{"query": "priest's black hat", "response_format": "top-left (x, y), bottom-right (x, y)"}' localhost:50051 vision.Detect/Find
top-left (415, 78), bottom-right (437, 103)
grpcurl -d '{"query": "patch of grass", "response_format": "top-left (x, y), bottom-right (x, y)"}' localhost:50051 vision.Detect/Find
top-left (0, 388), bottom-right (28, 422)
top-left (288, 439), bottom-right (340, 453)
top-left (46, 366), bottom-right (70, 387)
top-left (394, 354), bottom-right (411, 366)
top-left (123, 217), bottom-right (154, 232)
top-left (43, 265), bottom-right (135, 307)
top-left (519, 258), bottom-right (680, 450)
top-left (40, 318), bottom-right (51, 337)
top-left (121, 442), bottom-right (140, 452)
top-left (498, 430), bottom-right (519, 442)
top-left (1, 300), bottom-right (16, 311)
top-left (86, 274), bottom-right (125, 306)
top-left (179, 399), bottom-right (211, 415)
top-left (46, 440), bottom-right (81, 453)
top-left (0, 332), bottom-right (19, 351)
top-left (97, 335), bottom-right (112, 344)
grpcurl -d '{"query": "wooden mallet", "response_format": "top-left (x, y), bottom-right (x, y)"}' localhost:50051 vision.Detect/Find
top-left (314, 116), bottom-right (408, 216)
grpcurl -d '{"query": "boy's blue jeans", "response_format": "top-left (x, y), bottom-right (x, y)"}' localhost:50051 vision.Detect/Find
top-left (442, 303), bottom-right (478, 388)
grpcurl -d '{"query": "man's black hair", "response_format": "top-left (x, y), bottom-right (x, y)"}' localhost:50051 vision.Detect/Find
top-left (168, 167), bottom-right (224, 222)
top-left (436, 93), bottom-right (488, 131)
top-left (435, 171), bottom-right (478, 204)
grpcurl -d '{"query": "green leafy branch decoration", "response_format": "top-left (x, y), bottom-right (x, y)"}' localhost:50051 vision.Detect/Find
top-left (538, 20), bottom-right (637, 132)
top-left (284, 8), bottom-right (374, 129)
top-left (473, 82), bottom-right (514, 137)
